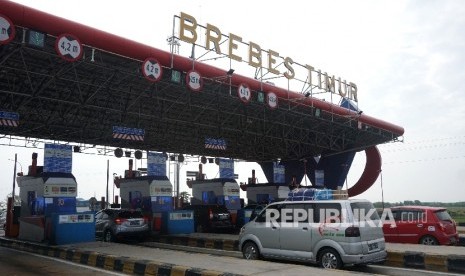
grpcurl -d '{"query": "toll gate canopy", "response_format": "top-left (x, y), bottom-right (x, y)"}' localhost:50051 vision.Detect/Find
top-left (0, 2), bottom-right (404, 163)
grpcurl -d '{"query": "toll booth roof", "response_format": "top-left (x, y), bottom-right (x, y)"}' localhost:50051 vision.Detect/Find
top-left (115, 175), bottom-right (169, 188)
top-left (246, 182), bottom-right (288, 187)
top-left (240, 182), bottom-right (288, 191)
top-left (24, 172), bottom-right (76, 182)
top-left (187, 178), bottom-right (237, 188)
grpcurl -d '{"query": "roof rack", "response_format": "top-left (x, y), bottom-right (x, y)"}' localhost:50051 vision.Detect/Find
top-left (286, 187), bottom-right (349, 201)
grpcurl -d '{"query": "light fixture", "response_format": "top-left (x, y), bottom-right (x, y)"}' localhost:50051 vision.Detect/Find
top-left (125, 151), bottom-right (131, 158)
top-left (170, 69), bottom-right (182, 84)
top-left (134, 150), bottom-right (142, 160)
top-left (226, 68), bottom-right (235, 76)
top-left (27, 30), bottom-right (46, 49)
top-left (178, 154), bottom-right (185, 163)
top-left (201, 156), bottom-right (207, 164)
top-left (73, 146), bottom-right (80, 153)
top-left (257, 91), bottom-right (265, 103)
top-left (304, 92), bottom-right (311, 97)
top-left (114, 148), bottom-right (123, 158)
top-left (208, 158), bottom-right (214, 163)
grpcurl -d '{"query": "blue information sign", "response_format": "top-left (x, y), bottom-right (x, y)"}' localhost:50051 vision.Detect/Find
top-left (273, 162), bottom-right (285, 183)
top-left (219, 158), bottom-right (234, 179)
top-left (147, 152), bottom-right (167, 176)
top-left (43, 144), bottom-right (72, 173)
top-left (112, 126), bottom-right (145, 141)
top-left (0, 111), bottom-right (19, 127)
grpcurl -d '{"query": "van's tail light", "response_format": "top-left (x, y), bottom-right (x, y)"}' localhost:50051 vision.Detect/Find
top-left (209, 209), bottom-right (213, 220)
top-left (345, 226), bottom-right (360, 237)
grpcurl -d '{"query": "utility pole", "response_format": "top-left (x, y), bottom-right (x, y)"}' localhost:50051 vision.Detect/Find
top-left (12, 153), bottom-right (17, 200)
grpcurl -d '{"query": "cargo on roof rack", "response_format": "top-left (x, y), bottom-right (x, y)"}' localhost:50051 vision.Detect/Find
top-left (286, 187), bottom-right (348, 201)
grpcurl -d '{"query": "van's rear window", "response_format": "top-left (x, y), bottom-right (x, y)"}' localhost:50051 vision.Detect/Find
top-left (350, 202), bottom-right (380, 221)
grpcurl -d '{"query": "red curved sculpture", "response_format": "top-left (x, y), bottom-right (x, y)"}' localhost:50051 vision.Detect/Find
top-left (0, 1), bottom-right (404, 136)
top-left (348, 146), bottom-right (382, 197)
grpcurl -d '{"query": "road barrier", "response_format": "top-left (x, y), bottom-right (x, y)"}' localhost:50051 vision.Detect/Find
top-left (1, 234), bottom-right (464, 274)
top-left (0, 237), bottom-right (241, 276)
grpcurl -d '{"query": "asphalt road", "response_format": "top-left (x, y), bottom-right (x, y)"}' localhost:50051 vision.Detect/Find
top-left (0, 246), bottom-right (126, 276)
top-left (142, 241), bottom-right (464, 276)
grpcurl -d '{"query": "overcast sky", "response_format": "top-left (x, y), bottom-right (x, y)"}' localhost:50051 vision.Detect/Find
top-left (1, 0), bottom-right (464, 204)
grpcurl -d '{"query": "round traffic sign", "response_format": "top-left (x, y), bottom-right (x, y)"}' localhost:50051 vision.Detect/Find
top-left (266, 92), bottom-right (278, 109)
top-left (55, 33), bottom-right (83, 62)
top-left (238, 83), bottom-right (251, 103)
top-left (142, 58), bottom-right (163, 82)
top-left (186, 70), bottom-right (203, 91)
top-left (0, 14), bottom-right (15, 45)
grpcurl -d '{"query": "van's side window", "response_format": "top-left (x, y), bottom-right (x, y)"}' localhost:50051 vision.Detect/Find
top-left (255, 204), bottom-right (281, 223)
top-left (314, 203), bottom-right (342, 223)
top-left (279, 203), bottom-right (303, 223)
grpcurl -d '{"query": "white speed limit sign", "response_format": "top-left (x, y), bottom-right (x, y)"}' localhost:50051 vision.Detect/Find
top-left (238, 83), bottom-right (251, 104)
top-left (55, 33), bottom-right (83, 62)
top-left (142, 58), bottom-right (163, 82)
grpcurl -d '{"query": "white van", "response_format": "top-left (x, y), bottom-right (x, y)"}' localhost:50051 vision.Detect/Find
top-left (238, 199), bottom-right (387, 269)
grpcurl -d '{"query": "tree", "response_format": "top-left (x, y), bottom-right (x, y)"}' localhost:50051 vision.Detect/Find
top-left (4, 194), bottom-right (21, 206)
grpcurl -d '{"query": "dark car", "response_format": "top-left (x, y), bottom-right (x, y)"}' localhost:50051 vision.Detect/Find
top-left (182, 204), bottom-right (234, 233)
top-left (95, 209), bottom-right (149, 242)
top-left (382, 206), bottom-right (459, 245)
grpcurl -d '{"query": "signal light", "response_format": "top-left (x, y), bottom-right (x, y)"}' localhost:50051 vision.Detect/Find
top-left (201, 156), bottom-right (207, 164)
top-left (114, 148), bottom-right (123, 158)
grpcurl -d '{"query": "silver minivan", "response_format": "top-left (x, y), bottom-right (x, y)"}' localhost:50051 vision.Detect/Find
top-left (238, 199), bottom-right (387, 269)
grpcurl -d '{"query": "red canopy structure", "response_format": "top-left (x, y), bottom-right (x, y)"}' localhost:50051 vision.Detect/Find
top-left (0, 0), bottom-right (403, 194)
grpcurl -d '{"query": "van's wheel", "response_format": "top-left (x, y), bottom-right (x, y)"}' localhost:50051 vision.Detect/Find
top-left (319, 248), bottom-right (342, 269)
top-left (420, 235), bottom-right (438, 245)
top-left (242, 242), bottom-right (260, 260)
top-left (103, 230), bottom-right (114, 242)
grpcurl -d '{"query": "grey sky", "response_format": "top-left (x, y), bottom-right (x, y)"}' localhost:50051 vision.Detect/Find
top-left (1, 0), bottom-right (464, 203)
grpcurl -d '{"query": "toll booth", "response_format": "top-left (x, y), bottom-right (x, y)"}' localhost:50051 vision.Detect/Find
top-left (117, 175), bottom-right (173, 233)
top-left (187, 178), bottom-right (241, 224)
top-left (239, 182), bottom-right (290, 204)
top-left (16, 171), bottom-right (94, 244)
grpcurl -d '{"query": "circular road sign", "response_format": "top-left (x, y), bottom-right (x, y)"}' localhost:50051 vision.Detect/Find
top-left (238, 83), bottom-right (252, 103)
top-left (186, 70), bottom-right (203, 92)
top-left (0, 14), bottom-right (15, 45)
top-left (55, 33), bottom-right (83, 62)
top-left (142, 58), bottom-right (163, 82)
top-left (266, 92), bottom-right (278, 109)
